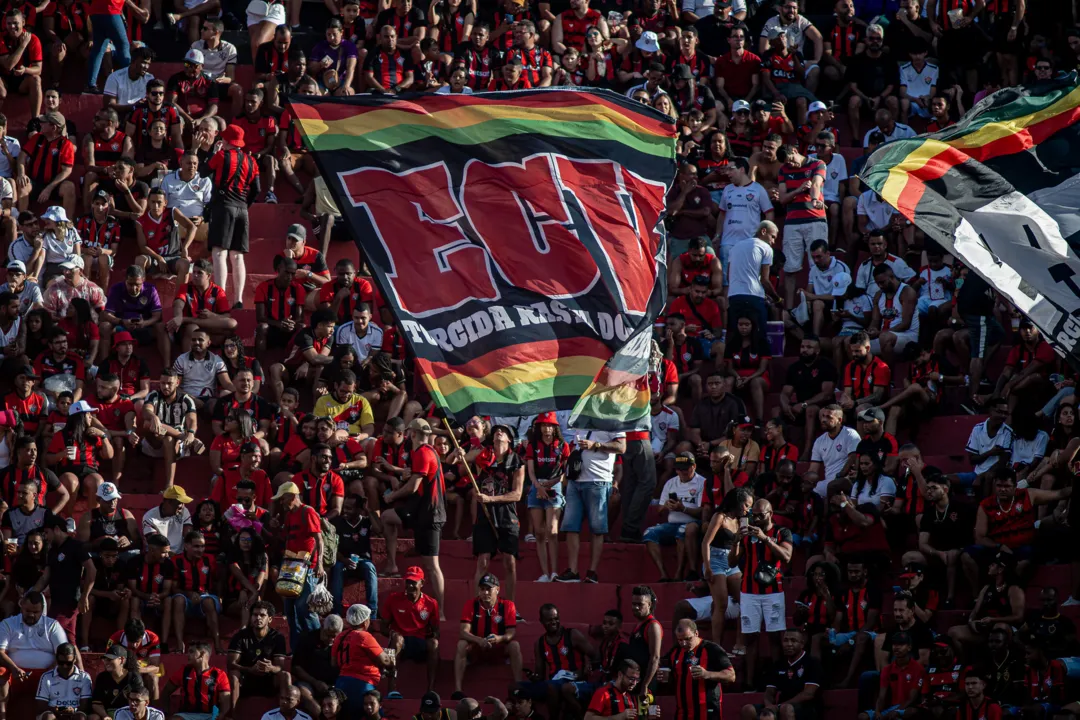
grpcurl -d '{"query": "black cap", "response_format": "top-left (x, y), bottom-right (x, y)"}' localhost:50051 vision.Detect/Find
top-left (508, 687), bottom-right (529, 701)
top-left (16, 365), bottom-right (38, 379)
top-left (478, 573), bottom-right (500, 588)
top-left (892, 631), bottom-right (912, 646)
top-left (647, 61), bottom-right (666, 73)
top-left (103, 644), bottom-right (128, 660)
top-left (419, 691), bottom-right (442, 713)
top-left (751, 99), bottom-right (769, 111)
top-left (672, 63), bottom-right (693, 80)
top-left (674, 452), bottom-right (696, 469)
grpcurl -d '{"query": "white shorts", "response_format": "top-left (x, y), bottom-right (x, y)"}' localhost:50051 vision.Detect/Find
top-left (686, 595), bottom-right (712, 622)
top-left (871, 331), bottom-right (919, 354)
top-left (782, 221), bottom-right (828, 273)
top-left (247, 0), bottom-right (286, 26)
top-left (741, 592), bottom-right (786, 634)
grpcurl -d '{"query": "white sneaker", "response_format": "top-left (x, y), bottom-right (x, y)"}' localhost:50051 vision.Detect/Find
top-left (1063, 596), bottom-right (1080, 607)
top-left (524, 533), bottom-right (537, 542)
top-left (537, 574), bottom-right (551, 582)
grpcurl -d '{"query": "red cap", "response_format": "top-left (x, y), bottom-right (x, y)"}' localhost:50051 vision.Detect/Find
top-left (404, 566), bottom-right (425, 582)
top-left (113, 330), bottom-right (134, 347)
top-left (221, 125), bottom-right (246, 148)
top-left (535, 412), bottom-right (559, 426)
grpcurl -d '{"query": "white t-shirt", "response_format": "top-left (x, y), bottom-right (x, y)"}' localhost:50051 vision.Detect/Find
top-left (863, 121), bottom-right (916, 147)
top-left (819, 153), bottom-right (848, 203)
top-left (840, 294), bottom-right (873, 333)
top-left (718, 182), bottom-right (773, 247)
top-left (0, 281), bottom-right (42, 316)
top-left (1011, 430), bottom-right (1049, 469)
top-left (435, 85), bottom-right (474, 94)
top-left (191, 39), bottom-right (238, 79)
top-left (851, 475), bottom-right (897, 507)
top-left (172, 351), bottom-right (227, 399)
top-left (116, 708), bottom-right (166, 720)
top-left (965, 420), bottom-right (1014, 475)
top-left (36, 667), bottom-right (93, 708)
top-left (727, 237), bottom-right (773, 299)
top-left (0, 615), bottom-right (67, 669)
top-left (650, 406), bottom-right (680, 455)
top-left (262, 711), bottom-right (314, 720)
top-left (0, 136), bottom-right (20, 178)
top-left (760, 14), bottom-right (814, 55)
top-left (915, 265), bottom-right (953, 306)
top-left (810, 426), bottom-right (862, 494)
top-left (855, 254), bottom-right (916, 301)
top-left (104, 69), bottom-right (155, 107)
top-left (899, 61), bottom-right (939, 99)
top-left (334, 321), bottom-right (384, 364)
top-left (808, 256), bottom-right (851, 297)
top-left (141, 505), bottom-right (193, 553)
top-left (568, 430), bottom-right (625, 483)
top-left (856, 190), bottom-right (896, 231)
top-left (659, 473), bottom-right (706, 524)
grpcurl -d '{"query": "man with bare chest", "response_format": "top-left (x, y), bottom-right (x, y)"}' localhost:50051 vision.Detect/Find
top-left (750, 134), bottom-right (783, 192)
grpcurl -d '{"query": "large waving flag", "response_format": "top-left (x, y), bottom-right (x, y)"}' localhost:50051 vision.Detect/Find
top-left (861, 73), bottom-right (1080, 364)
top-left (289, 89), bottom-right (676, 430)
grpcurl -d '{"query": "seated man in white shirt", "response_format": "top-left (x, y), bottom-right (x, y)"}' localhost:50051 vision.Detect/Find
top-left (171, 328), bottom-right (233, 413)
top-left (643, 453), bottom-right (705, 581)
top-left (34, 642), bottom-right (92, 720)
top-left (140, 486), bottom-right (194, 555)
top-left (803, 239), bottom-right (851, 336)
top-left (160, 153), bottom-right (212, 245)
top-left (114, 685), bottom-right (165, 720)
top-left (808, 404), bottom-right (861, 497)
top-left (260, 685), bottom-right (313, 720)
top-left (0, 590), bottom-right (69, 717)
top-left (332, 303), bottom-right (382, 365)
top-left (7, 213), bottom-right (43, 282)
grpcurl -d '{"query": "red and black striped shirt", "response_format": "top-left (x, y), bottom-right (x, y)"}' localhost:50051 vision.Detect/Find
top-left (90, 130), bottom-right (128, 167)
top-left (461, 597), bottom-right (516, 637)
top-left (23, 133), bottom-right (76, 186)
top-left (895, 469), bottom-right (925, 518)
top-left (741, 525), bottom-right (793, 594)
top-left (76, 213), bottom-right (121, 250)
top-left (587, 682), bottom-right (636, 716)
top-left (760, 443), bottom-right (799, 473)
top-left (538, 628), bottom-right (584, 679)
top-left (209, 147), bottom-right (259, 205)
top-left (827, 20), bottom-right (864, 60)
top-left (170, 665), bottom-right (230, 714)
top-left (127, 103), bottom-right (182, 149)
top-left (363, 49), bottom-right (412, 88)
top-left (0, 464), bottom-right (55, 508)
top-left (254, 279), bottom-right (305, 323)
top-left (840, 584), bottom-right (879, 631)
top-left (507, 46), bottom-right (552, 87)
top-left (130, 558), bottom-right (174, 596)
top-left (958, 699), bottom-right (1003, 720)
top-left (172, 554), bottom-right (216, 593)
top-left (777, 159), bottom-right (827, 225)
top-left (980, 491), bottom-right (1036, 548)
top-left (665, 640), bottom-right (732, 720)
top-left (795, 589), bottom-right (831, 630)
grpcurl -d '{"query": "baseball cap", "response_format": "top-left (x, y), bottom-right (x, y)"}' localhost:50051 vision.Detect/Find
top-left (419, 692), bottom-right (442, 713)
top-left (635, 30), bottom-right (660, 54)
top-left (857, 407), bottom-right (885, 423)
top-left (44, 111), bottom-right (66, 129)
top-left (751, 99), bottom-right (769, 112)
top-left (113, 330), bottom-right (135, 347)
top-left (286, 223), bottom-right (307, 242)
top-left (59, 255), bottom-right (85, 270)
top-left (899, 562), bottom-right (925, 579)
top-left (478, 573), bottom-right (500, 588)
top-left (534, 412), bottom-right (559, 426)
top-left (831, 271), bottom-right (852, 296)
top-left (184, 48), bottom-right (205, 64)
top-left (674, 452), bottom-right (696, 470)
top-left (408, 418), bottom-right (432, 433)
top-left (5, 260), bottom-right (24, 274)
top-left (808, 100), bottom-right (828, 114)
top-left (272, 481), bottom-right (301, 500)
top-left (404, 566), bottom-right (425, 582)
top-left (15, 365), bottom-right (38, 379)
top-left (163, 485), bottom-right (194, 503)
top-left (767, 25), bottom-right (784, 39)
top-left (92, 189), bottom-right (111, 203)
top-left (69, 400), bottom-right (99, 416)
top-left (103, 645), bottom-right (128, 660)
top-left (732, 99), bottom-right (750, 113)
top-left (97, 482), bottom-right (122, 502)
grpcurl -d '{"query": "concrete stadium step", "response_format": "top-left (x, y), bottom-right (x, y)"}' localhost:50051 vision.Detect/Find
top-left (915, 415), bottom-right (988, 456)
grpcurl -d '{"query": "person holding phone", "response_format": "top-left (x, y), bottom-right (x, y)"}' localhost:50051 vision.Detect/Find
top-left (643, 453), bottom-right (706, 582)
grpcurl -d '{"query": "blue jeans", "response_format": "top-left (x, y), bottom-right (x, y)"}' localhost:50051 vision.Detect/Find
top-left (87, 14), bottom-right (131, 87)
top-left (283, 571), bottom-right (321, 650)
top-left (1042, 386), bottom-right (1076, 417)
top-left (335, 676), bottom-right (377, 714)
top-left (560, 481), bottom-right (610, 534)
top-left (330, 559), bottom-right (378, 617)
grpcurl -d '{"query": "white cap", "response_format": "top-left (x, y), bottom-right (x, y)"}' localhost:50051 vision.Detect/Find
top-left (635, 31), bottom-right (660, 54)
top-left (184, 48), bottom-right (205, 64)
top-left (6, 260), bottom-right (25, 273)
top-left (97, 482), bottom-right (122, 501)
top-left (59, 255), bottom-right (84, 270)
top-left (41, 206), bottom-right (68, 224)
top-left (68, 399), bottom-right (99, 416)
top-left (732, 99), bottom-right (750, 113)
top-left (808, 100), bottom-right (828, 114)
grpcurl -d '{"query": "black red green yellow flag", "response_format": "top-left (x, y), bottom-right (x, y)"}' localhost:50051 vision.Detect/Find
top-left (289, 89), bottom-right (677, 430)
top-left (861, 73), bottom-right (1080, 361)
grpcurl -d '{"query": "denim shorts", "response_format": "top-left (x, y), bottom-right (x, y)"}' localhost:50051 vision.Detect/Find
top-left (643, 521), bottom-right (697, 546)
top-left (560, 481), bottom-right (610, 534)
top-left (528, 482), bottom-right (565, 510)
top-left (171, 593), bottom-right (221, 618)
top-left (703, 547), bottom-right (741, 577)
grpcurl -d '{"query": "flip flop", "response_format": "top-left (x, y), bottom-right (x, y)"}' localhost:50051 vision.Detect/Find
top-left (379, 570), bottom-right (401, 578)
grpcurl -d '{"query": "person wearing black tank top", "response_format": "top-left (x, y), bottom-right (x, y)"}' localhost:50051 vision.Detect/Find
top-left (701, 487), bottom-right (753, 648)
top-left (946, 551), bottom-right (1024, 664)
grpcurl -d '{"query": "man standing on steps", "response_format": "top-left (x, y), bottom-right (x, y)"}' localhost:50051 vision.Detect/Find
top-left (618, 408), bottom-right (657, 546)
top-left (207, 124), bottom-right (259, 310)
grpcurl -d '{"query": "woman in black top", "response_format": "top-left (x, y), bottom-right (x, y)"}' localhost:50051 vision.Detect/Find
top-left (701, 486), bottom-right (753, 654)
top-left (221, 333), bottom-right (265, 394)
top-left (724, 314), bottom-right (771, 421)
top-left (4, 528), bottom-right (46, 616)
top-left (24, 309), bottom-right (54, 363)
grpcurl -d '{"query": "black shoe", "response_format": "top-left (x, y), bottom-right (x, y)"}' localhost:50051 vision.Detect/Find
top-left (83, 84), bottom-right (102, 94)
top-left (515, 613), bottom-right (525, 624)
top-left (584, 571), bottom-right (599, 584)
top-left (554, 569), bottom-right (580, 583)
top-left (451, 691), bottom-right (465, 701)
top-left (232, 301), bottom-right (244, 310)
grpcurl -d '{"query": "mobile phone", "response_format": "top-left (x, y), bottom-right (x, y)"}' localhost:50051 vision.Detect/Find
top-left (739, 516), bottom-right (749, 530)
top-left (668, 493), bottom-right (678, 501)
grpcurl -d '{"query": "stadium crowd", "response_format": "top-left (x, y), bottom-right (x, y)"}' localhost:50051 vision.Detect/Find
top-left (0, 0), bottom-right (1072, 719)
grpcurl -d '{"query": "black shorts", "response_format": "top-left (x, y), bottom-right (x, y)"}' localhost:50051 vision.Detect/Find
top-left (265, 325), bottom-right (294, 347)
top-left (472, 519), bottom-right (519, 559)
top-left (398, 507), bottom-right (442, 557)
top-left (125, 325), bottom-right (156, 346)
top-left (240, 672), bottom-right (278, 697)
top-left (208, 202), bottom-right (250, 253)
top-left (147, 254), bottom-right (184, 275)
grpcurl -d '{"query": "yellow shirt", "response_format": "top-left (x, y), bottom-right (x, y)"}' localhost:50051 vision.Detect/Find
top-left (313, 392), bottom-right (374, 435)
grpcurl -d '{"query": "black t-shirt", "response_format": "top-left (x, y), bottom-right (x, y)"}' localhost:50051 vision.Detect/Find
top-left (765, 651), bottom-right (823, 704)
top-left (92, 669), bottom-right (143, 711)
top-left (1024, 612), bottom-right (1077, 658)
top-left (47, 537), bottom-right (89, 611)
top-left (330, 514), bottom-right (373, 561)
top-left (918, 502), bottom-right (974, 551)
top-left (93, 555), bottom-right (130, 592)
top-left (886, 16), bottom-right (933, 59)
top-left (784, 357), bottom-right (838, 404)
top-left (227, 627), bottom-right (287, 667)
top-left (293, 629), bottom-right (338, 685)
top-left (880, 621), bottom-right (935, 660)
top-left (694, 15), bottom-right (737, 57)
top-left (844, 49), bottom-right (900, 98)
top-left (957, 271), bottom-right (994, 317)
top-left (94, 178), bottom-right (152, 233)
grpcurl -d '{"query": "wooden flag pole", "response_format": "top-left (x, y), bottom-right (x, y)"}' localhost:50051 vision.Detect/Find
top-left (442, 417), bottom-right (499, 534)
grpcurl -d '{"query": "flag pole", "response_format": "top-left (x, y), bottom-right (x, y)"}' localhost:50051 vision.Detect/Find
top-left (442, 417), bottom-right (499, 534)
